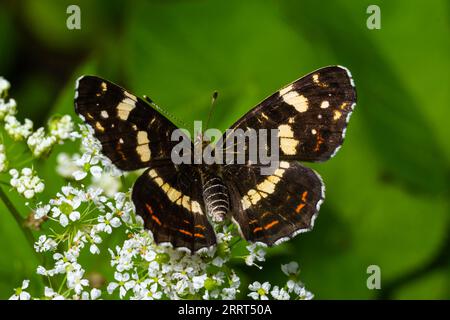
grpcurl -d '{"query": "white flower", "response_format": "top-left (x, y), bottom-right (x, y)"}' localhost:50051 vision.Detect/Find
top-left (69, 211), bottom-right (81, 221)
top-left (81, 288), bottom-right (101, 300)
top-left (216, 225), bottom-right (233, 243)
top-left (44, 287), bottom-right (65, 300)
top-left (91, 172), bottom-right (121, 197)
top-left (271, 286), bottom-right (290, 300)
top-left (0, 144), bottom-right (7, 172)
top-left (91, 288), bottom-right (102, 300)
top-left (107, 272), bottom-right (135, 299)
top-left (144, 283), bottom-right (163, 300)
top-left (97, 212), bottom-right (121, 234)
top-left (9, 280), bottom-right (31, 300)
top-left (4, 115), bottom-right (33, 140)
top-left (9, 167), bottom-right (45, 199)
top-left (90, 244), bottom-right (100, 255)
top-left (0, 98), bottom-right (17, 120)
top-left (245, 243), bottom-right (266, 266)
top-left (90, 165), bottom-right (102, 178)
top-left (281, 261), bottom-right (299, 276)
top-left (221, 287), bottom-right (237, 300)
top-left (0, 77), bottom-right (11, 94)
top-left (67, 269), bottom-right (89, 294)
top-left (34, 235), bottom-right (57, 252)
top-left (286, 280), bottom-right (314, 299)
top-left (73, 170), bottom-right (88, 181)
top-left (192, 274), bottom-right (207, 290)
top-left (56, 153), bottom-right (80, 178)
top-left (248, 281), bottom-right (270, 300)
top-left (59, 214), bottom-right (69, 227)
top-left (34, 204), bottom-right (50, 219)
top-left (212, 256), bottom-right (225, 267)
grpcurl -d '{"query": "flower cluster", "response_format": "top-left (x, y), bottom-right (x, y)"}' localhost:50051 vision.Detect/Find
top-left (0, 77), bottom-right (76, 159)
top-left (1, 76), bottom-right (313, 300)
top-left (9, 167), bottom-right (45, 199)
top-left (27, 115), bottom-right (77, 157)
top-left (247, 262), bottom-right (313, 300)
top-left (0, 77), bottom-right (16, 120)
top-left (0, 144), bottom-right (7, 172)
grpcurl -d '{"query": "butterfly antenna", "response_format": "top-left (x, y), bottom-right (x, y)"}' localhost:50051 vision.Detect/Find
top-left (205, 91), bottom-right (219, 131)
top-left (143, 95), bottom-right (193, 132)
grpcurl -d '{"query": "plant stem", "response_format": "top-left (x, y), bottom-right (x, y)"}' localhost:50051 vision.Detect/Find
top-left (0, 186), bottom-right (42, 264)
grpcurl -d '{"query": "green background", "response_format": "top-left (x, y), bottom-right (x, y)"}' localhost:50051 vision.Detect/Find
top-left (0, 0), bottom-right (448, 299)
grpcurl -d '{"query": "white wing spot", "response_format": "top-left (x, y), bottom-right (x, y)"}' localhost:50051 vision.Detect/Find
top-left (320, 101), bottom-right (330, 109)
top-left (282, 91), bottom-right (309, 112)
top-left (313, 74), bottom-right (320, 84)
top-left (117, 97), bottom-right (136, 120)
top-left (279, 84), bottom-right (293, 96)
top-left (278, 124), bottom-right (294, 138)
top-left (137, 131), bottom-right (150, 145)
top-left (136, 145), bottom-right (151, 162)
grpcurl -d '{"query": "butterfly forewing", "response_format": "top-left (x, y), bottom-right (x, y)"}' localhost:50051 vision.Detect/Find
top-left (221, 66), bottom-right (356, 163)
top-left (75, 76), bottom-right (190, 170)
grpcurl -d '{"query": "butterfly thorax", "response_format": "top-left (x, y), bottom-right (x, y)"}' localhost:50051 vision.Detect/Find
top-left (200, 168), bottom-right (230, 223)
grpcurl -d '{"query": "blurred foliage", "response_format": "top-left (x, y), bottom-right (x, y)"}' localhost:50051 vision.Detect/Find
top-left (0, 0), bottom-right (448, 299)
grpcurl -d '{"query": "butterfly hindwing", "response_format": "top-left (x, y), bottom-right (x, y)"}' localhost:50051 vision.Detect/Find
top-left (222, 66), bottom-right (356, 163)
top-left (75, 76), bottom-right (188, 170)
top-left (132, 163), bottom-right (216, 252)
top-left (223, 161), bottom-right (324, 245)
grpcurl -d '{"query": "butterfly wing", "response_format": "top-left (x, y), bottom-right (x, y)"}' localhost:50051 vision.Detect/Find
top-left (132, 163), bottom-right (216, 253)
top-left (75, 75), bottom-right (190, 170)
top-left (75, 76), bottom-right (214, 252)
top-left (221, 66), bottom-right (356, 162)
top-left (223, 161), bottom-right (324, 245)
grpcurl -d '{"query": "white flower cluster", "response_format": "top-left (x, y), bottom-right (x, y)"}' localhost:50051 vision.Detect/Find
top-left (9, 168), bottom-right (45, 199)
top-left (245, 243), bottom-right (267, 267)
top-left (56, 151), bottom-right (122, 197)
top-left (20, 182), bottom-right (243, 300)
top-left (106, 229), bottom-right (240, 300)
top-left (29, 188), bottom-right (134, 299)
top-left (73, 125), bottom-right (122, 180)
top-left (56, 125), bottom-right (122, 196)
top-left (0, 77), bottom-right (76, 157)
top-left (5, 115), bottom-right (33, 141)
top-left (27, 115), bottom-right (77, 157)
top-left (27, 128), bottom-right (56, 158)
top-left (50, 115), bottom-right (75, 141)
top-left (248, 262), bottom-right (313, 300)
top-left (0, 144), bottom-right (7, 172)
top-left (0, 77), bottom-right (17, 120)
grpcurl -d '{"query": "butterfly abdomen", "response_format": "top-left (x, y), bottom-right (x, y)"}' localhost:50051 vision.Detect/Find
top-left (202, 175), bottom-right (230, 223)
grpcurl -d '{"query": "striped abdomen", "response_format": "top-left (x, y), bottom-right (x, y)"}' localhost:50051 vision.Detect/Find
top-left (202, 175), bottom-right (230, 223)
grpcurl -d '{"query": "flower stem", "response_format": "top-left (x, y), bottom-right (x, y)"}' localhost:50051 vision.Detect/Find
top-left (0, 186), bottom-right (42, 264)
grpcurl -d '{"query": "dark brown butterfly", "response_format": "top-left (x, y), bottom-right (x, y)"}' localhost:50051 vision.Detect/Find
top-left (74, 66), bottom-right (356, 253)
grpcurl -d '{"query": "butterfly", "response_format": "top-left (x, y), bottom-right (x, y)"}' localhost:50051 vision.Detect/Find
top-left (74, 66), bottom-right (356, 253)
